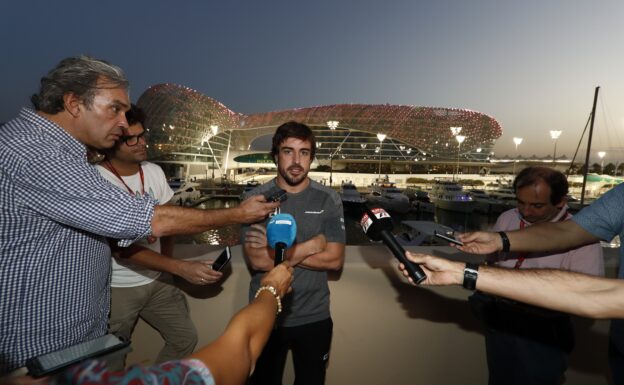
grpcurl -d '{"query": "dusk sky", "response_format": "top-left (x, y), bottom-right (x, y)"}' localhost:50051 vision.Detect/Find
top-left (2, 0), bottom-right (624, 162)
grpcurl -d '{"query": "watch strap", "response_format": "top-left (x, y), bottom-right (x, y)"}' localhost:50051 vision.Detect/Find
top-left (463, 262), bottom-right (479, 290)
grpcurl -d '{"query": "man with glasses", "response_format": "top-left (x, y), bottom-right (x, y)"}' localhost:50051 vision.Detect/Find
top-left (0, 56), bottom-right (278, 375)
top-left (96, 105), bottom-right (222, 368)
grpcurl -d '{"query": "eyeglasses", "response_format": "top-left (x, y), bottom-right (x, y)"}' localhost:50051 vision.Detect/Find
top-left (120, 132), bottom-right (148, 146)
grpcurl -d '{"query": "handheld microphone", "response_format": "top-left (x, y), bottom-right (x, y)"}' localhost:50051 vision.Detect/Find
top-left (360, 206), bottom-right (427, 284)
top-left (267, 213), bottom-right (297, 266)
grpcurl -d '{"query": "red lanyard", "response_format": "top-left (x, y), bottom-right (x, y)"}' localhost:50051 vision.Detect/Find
top-left (104, 160), bottom-right (145, 196)
top-left (513, 212), bottom-right (569, 269)
top-left (513, 221), bottom-right (528, 269)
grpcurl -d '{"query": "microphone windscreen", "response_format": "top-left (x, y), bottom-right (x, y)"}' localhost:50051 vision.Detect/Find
top-left (267, 213), bottom-right (297, 249)
top-left (360, 207), bottom-right (394, 241)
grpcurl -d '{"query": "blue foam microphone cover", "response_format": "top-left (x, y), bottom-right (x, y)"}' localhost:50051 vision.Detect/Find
top-left (267, 213), bottom-right (297, 249)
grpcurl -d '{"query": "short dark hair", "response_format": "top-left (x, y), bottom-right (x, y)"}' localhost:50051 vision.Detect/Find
top-left (270, 121), bottom-right (316, 162)
top-left (513, 166), bottom-right (569, 205)
top-left (126, 104), bottom-right (145, 126)
top-left (31, 55), bottom-right (129, 114)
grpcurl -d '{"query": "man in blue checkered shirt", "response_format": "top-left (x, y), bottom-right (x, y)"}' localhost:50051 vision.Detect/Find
top-left (0, 56), bottom-right (279, 375)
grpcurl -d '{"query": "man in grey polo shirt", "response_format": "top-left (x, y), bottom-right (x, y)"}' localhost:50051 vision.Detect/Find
top-left (242, 121), bottom-right (346, 385)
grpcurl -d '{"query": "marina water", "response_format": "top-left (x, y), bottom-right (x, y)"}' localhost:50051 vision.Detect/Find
top-left (176, 198), bottom-right (499, 246)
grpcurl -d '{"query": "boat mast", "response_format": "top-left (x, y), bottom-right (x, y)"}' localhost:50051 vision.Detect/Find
top-left (580, 86), bottom-right (600, 205)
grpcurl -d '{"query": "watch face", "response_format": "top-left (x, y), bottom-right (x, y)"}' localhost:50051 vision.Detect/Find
top-left (463, 264), bottom-right (479, 290)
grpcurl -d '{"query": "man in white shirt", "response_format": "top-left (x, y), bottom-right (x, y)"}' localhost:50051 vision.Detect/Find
top-left (472, 167), bottom-right (603, 385)
top-left (96, 105), bottom-right (223, 367)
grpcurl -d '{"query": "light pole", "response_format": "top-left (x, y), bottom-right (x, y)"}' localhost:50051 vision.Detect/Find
top-left (598, 151), bottom-right (606, 174)
top-left (549, 130), bottom-right (562, 164)
top-left (209, 125), bottom-right (219, 179)
top-left (327, 121), bottom-right (339, 186)
top-left (377, 133), bottom-right (386, 179)
top-left (513, 137), bottom-right (523, 174)
top-left (454, 135), bottom-right (466, 181)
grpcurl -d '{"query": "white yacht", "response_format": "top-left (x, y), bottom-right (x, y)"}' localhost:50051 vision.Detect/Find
top-left (407, 189), bottom-right (435, 214)
top-left (429, 180), bottom-right (476, 213)
top-left (366, 180), bottom-right (411, 214)
top-left (171, 181), bottom-right (202, 206)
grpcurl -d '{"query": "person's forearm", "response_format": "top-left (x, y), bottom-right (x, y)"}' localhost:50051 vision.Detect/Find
top-left (245, 246), bottom-right (275, 271)
top-left (294, 242), bottom-right (345, 271)
top-left (505, 219), bottom-right (598, 253)
top-left (160, 236), bottom-right (174, 258)
top-left (151, 205), bottom-right (244, 237)
top-left (119, 245), bottom-right (183, 275)
top-left (190, 291), bottom-right (278, 385)
top-left (245, 236), bottom-right (335, 271)
top-left (477, 266), bottom-right (624, 318)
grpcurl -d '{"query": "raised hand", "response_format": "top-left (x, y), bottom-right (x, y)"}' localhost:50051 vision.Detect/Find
top-left (398, 251), bottom-right (464, 286)
top-left (260, 263), bottom-right (294, 298)
top-left (237, 195), bottom-right (280, 224)
top-left (456, 231), bottom-right (502, 254)
top-left (177, 260), bottom-right (223, 285)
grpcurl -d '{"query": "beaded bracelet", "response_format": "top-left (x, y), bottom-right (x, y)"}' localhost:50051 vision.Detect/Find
top-left (254, 285), bottom-right (282, 315)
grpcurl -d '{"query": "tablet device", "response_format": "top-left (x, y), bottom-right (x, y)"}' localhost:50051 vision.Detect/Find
top-left (26, 334), bottom-right (130, 378)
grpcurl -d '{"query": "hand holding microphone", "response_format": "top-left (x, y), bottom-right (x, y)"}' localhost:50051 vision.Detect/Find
top-left (360, 206), bottom-right (427, 284)
top-left (267, 213), bottom-right (297, 266)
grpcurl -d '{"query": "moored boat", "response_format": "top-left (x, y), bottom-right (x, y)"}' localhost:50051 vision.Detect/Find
top-left (366, 179), bottom-right (410, 214)
top-left (429, 180), bottom-right (476, 213)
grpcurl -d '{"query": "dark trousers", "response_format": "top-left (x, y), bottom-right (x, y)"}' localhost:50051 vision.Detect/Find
top-left (485, 328), bottom-right (567, 385)
top-left (249, 318), bottom-right (333, 385)
top-left (470, 292), bottom-right (573, 385)
top-left (609, 319), bottom-right (624, 385)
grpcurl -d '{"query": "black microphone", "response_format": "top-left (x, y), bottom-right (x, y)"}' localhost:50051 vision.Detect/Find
top-left (267, 213), bottom-right (297, 266)
top-left (360, 206), bottom-right (427, 284)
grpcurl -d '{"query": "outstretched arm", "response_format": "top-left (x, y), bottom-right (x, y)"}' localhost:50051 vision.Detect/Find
top-left (456, 219), bottom-right (599, 255)
top-left (151, 195), bottom-right (279, 237)
top-left (189, 263), bottom-right (294, 385)
top-left (400, 252), bottom-right (624, 319)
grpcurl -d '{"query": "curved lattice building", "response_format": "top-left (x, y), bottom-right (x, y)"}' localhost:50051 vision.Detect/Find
top-left (137, 83), bottom-right (502, 169)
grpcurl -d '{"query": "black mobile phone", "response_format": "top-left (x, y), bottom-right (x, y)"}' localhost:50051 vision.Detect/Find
top-left (265, 189), bottom-right (287, 203)
top-left (212, 246), bottom-right (231, 271)
top-left (26, 334), bottom-right (130, 378)
top-left (434, 230), bottom-right (464, 246)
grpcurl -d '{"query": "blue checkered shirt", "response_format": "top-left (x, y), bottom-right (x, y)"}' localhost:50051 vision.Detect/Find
top-left (0, 108), bottom-right (155, 373)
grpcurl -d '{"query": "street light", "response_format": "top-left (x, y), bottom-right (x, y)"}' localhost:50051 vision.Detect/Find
top-left (598, 151), bottom-right (606, 174)
top-left (454, 135), bottom-right (466, 181)
top-left (377, 133), bottom-right (386, 179)
top-left (513, 137), bottom-right (523, 174)
top-left (209, 125), bottom-right (219, 179)
top-left (327, 121), bottom-right (339, 186)
top-left (549, 130), bottom-right (562, 164)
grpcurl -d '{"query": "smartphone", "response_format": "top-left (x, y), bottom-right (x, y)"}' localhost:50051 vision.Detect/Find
top-left (434, 230), bottom-right (464, 246)
top-left (26, 334), bottom-right (130, 378)
top-left (265, 189), bottom-right (287, 203)
top-left (212, 246), bottom-right (231, 271)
